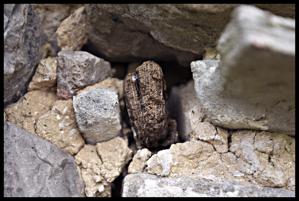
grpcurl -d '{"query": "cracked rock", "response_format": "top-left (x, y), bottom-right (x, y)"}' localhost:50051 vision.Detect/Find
top-left (75, 137), bottom-right (132, 197)
top-left (122, 173), bottom-right (294, 197)
top-left (57, 50), bottom-right (112, 99)
top-left (4, 122), bottom-right (84, 197)
top-left (56, 6), bottom-right (88, 51)
top-left (191, 5), bottom-right (295, 134)
top-left (144, 130), bottom-right (294, 191)
top-left (28, 57), bottom-right (57, 91)
top-left (5, 90), bottom-right (58, 134)
top-left (73, 88), bottom-right (121, 144)
top-left (128, 148), bottom-right (152, 174)
top-left (35, 99), bottom-right (85, 155)
top-left (4, 4), bottom-right (42, 105)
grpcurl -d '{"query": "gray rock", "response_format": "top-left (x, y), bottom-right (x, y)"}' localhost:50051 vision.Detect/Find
top-left (73, 88), bottom-right (121, 144)
top-left (4, 4), bottom-right (42, 106)
top-left (122, 173), bottom-right (295, 197)
top-left (4, 122), bottom-right (84, 197)
top-left (57, 50), bottom-right (112, 99)
top-left (191, 5), bottom-right (295, 134)
top-left (85, 4), bottom-right (294, 67)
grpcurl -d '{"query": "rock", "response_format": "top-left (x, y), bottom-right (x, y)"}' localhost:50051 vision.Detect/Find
top-left (168, 81), bottom-right (204, 141)
top-left (122, 173), bottom-right (295, 197)
top-left (35, 99), bottom-right (85, 155)
top-left (4, 122), bottom-right (84, 197)
top-left (75, 137), bottom-right (132, 197)
top-left (128, 148), bottom-right (152, 174)
top-left (96, 137), bottom-right (133, 182)
top-left (5, 90), bottom-right (58, 134)
top-left (56, 6), bottom-right (88, 51)
top-left (4, 4), bottom-right (42, 105)
top-left (57, 50), bottom-right (112, 99)
top-left (32, 4), bottom-right (82, 57)
top-left (191, 6), bottom-right (294, 134)
top-left (144, 130), bottom-right (295, 191)
top-left (73, 88), bottom-right (121, 144)
top-left (85, 4), bottom-right (293, 67)
top-left (255, 4), bottom-right (295, 18)
top-left (203, 47), bottom-right (220, 60)
top-left (77, 78), bottom-right (123, 99)
top-left (28, 57), bottom-right (57, 91)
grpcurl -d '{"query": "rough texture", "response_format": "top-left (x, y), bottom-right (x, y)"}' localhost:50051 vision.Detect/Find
top-left (78, 78), bottom-right (123, 99)
top-left (35, 99), bottom-right (85, 155)
top-left (124, 61), bottom-right (178, 149)
top-left (28, 57), bottom-right (57, 91)
top-left (73, 88), bottom-right (121, 144)
top-left (122, 173), bottom-right (295, 197)
top-left (75, 137), bottom-right (133, 197)
top-left (5, 90), bottom-right (58, 134)
top-left (191, 6), bottom-right (295, 135)
top-left (57, 50), bottom-right (112, 99)
top-left (4, 122), bottom-right (84, 197)
top-left (144, 130), bottom-right (295, 191)
top-left (128, 148), bottom-right (152, 174)
top-left (56, 6), bottom-right (88, 51)
top-left (32, 4), bottom-right (82, 57)
top-left (85, 4), bottom-right (294, 67)
top-left (4, 4), bottom-right (42, 105)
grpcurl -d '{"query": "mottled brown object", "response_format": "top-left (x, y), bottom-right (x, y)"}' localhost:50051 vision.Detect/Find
top-left (124, 61), bottom-right (178, 150)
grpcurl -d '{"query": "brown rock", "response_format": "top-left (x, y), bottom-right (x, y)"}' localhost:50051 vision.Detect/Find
top-left (28, 57), bottom-right (57, 91)
top-left (5, 90), bottom-right (58, 134)
top-left (35, 99), bottom-right (85, 155)
top-left (56, 6), bottom-right (89, 51)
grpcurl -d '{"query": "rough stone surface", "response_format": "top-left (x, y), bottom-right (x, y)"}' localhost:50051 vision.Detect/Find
top-left (4, 122), bottom-right (84, 197)
top-left (75, 137), bottom-right (132, 197)
top-left (32, 4), bottom-right (82, 57)
top-left (5, 90), bottom-right (58, 134)
top-left (124, 61), bottom-right (178, 149)
top-left (145, 130), bottom-right (294, 191)
top-left (4, 4), bottom-right (42, 105)
top-left (128, 148), bottom-right (152, 174)
top-left (57, 50), bottom-right (112, 99)
top-left (191, 6), bottom-right (295, 135)
top-left (78, 78), bottom-right (123, 99)
top-left (122, 173), bottom-right (295, 197)
top-left (28, 57), bottom-right (57, 91)
top-left (35, 99), bottom-right (85, 155)
top-left (73, 88), bottom-right (121, 144)
top-left (85, 4), bottom-right (293, 67)
top-left (56, 6), bottom-right (88, 51)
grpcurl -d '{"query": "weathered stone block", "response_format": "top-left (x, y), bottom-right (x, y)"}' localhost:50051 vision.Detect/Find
top-left (191, 5), bottom-right (295, 134)
top-left (122, 173), bottom-right (294, 197)
top-left (73, 88), bottom-right (121, 144)
top-left (4, 122), bottom-right (84, 197)
top-left (57, 50), bottom-right (112, 99)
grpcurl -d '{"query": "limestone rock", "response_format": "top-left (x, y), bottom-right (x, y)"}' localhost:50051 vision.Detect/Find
top-left (85, 4), bottom-right (293, 67)
top-left (168, 81), bottom-right (205, 141)
top-left (77, 78), bottom-right (123, 99)
top-left (28, 57), bottom-right (57, 91)
top-left (35, 99), bottom-right (85, 155)
top-left (4, 122), bottom-right (84, 197)
top-left (128, 148), bottom-right (152, 174)
top-left (191, 6), bottom-right (295, 134)
top-left (56, 6), bottom-right (88, 51)
top-left (122, 173), bottom-right (294, 197)
top-left (75, 137), bottom-right (132, 197)
top-left (73, 88), bottom-right (121, 144)
top-left (96, 137), bottom-right (133, 182)
top-left (5, 90), bottom-right (58, 134)
top-left (4, 4), bottom-right (42, 105)
top-left (57, 50), bottom-right (112, 99)
top-left (144, 130), bottom-right (295, 191)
